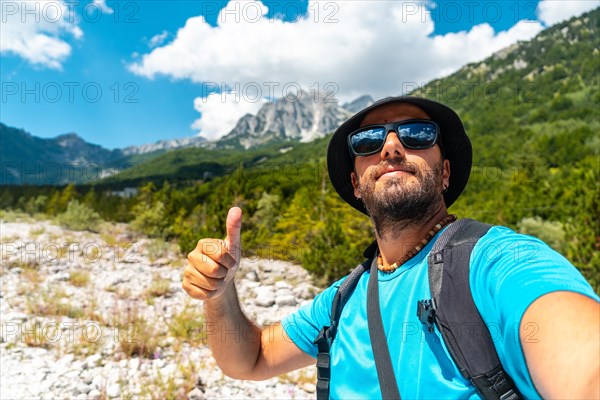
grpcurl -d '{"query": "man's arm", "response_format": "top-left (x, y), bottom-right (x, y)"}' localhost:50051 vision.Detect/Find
top-left (521, 291), bottom-right (599, 399)
top-left (203, 283), bottom-right (314, 380)
top-left (182, 207), bottom-right (314, 380)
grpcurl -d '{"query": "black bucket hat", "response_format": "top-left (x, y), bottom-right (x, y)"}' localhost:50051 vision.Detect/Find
top-left (327, 96), bottom-right (472, 215)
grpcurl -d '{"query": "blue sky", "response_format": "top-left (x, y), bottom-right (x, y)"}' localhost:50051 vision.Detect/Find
top-left (1, 0), bottom-right (597, 149)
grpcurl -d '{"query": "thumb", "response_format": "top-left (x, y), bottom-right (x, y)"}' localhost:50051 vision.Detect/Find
top-left (224, 207), bottom-right (243, 255)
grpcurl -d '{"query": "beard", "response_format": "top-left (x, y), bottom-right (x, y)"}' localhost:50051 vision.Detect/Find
top-left (356, 158), bottom-right (445, 240)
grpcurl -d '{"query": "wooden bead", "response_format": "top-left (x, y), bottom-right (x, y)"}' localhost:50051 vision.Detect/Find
top-left (377, 215), bottom-right (457, 273)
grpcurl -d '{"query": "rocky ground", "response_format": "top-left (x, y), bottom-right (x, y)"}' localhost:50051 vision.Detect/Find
top-left (0, 214), bottom-right (321, 399)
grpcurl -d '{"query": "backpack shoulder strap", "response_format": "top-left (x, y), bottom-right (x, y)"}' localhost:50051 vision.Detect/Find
top-left (423, 218), bottom-right (521, 400)
top-left (314, 259), bottom-right (370, 400)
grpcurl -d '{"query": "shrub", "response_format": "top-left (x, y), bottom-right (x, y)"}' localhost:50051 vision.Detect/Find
top-left (24, 195), bottom-right (48, 216)
top-left (131, 201), bottom-right (172, 238)
top-left (517, 216), bottom-right (566, 253)
top-left (57, 200), bottom-right (103, 232)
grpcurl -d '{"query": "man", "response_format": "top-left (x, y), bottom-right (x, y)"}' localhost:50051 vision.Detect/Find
top-left (182, 96), bottom-right (599, 398)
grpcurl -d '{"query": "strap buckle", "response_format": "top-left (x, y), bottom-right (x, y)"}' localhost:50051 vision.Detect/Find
top-left (417, 299), bottom-right (437, 332)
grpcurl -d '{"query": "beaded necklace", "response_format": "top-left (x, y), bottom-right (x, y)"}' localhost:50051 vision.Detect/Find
top-left (377, 214), bottom-right (457, 272)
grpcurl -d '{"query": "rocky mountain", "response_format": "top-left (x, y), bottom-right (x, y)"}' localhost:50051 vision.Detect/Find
top-left (0, 124), bottom-right (125, 185)
top-left (1, 92), bottom-right (371, 184)
top-left (342, 95), bottom-right (374, 114)
top-left (121, 136), bottom-right (206, 156)
top-left (216, 90), bottom-right (354, 149)
top-left (124, 91), bottom-right (363, 153)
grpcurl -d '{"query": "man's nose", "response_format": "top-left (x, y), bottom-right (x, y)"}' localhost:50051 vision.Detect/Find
top-left (380, 131), bottom-right (406, 160)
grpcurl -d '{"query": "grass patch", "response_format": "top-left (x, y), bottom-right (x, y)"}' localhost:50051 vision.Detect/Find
top-left (145, 239), bottom-right (177, 262)
top-left (63, 324), bottom-right (104, 357)
top-left (82, 294), bottom-right (106, 324)
top-left (0, 209), bottom-right (31, 222)
top-left (10, 260), bottom-right (45, 286)
top-left (109, 304), bottom-right (162, 359)
top-left (100, 232), bottom-right (118, 247)
top-left (167, 303), bottom-right (206, 347)
top-left (137, 358), bottom-right (200, 400)
top-left (145, 274), bottom-right (172, 300)
top-left (30, 226), bottom-right (46, 237)
top-left (278, 368), bottom-right (317, 386)
top-left (26, 286), bottom-right (84, 319)
top-left (22, 321), bottom-right (58, 349)
top-left (69, 270), bottom-right (91, 287)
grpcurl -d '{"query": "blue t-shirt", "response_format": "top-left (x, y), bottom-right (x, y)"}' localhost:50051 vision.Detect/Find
top-left (282, 226), bottom-right (598, 399)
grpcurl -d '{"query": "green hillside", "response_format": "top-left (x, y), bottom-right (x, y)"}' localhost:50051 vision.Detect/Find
top-left (2, 9), bottom-right (598, 289)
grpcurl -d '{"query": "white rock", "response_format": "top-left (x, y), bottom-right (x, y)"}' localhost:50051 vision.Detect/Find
top-left (88, 389), bottom-right (102, 400)
top-left (302, 382), bottom-right (316, 393)
top-left (129, 357), bottom-right (140, 371)
top-left (58, 354), bottom-right (75, 365)
top-left (153, 257), bottom-right (170, 266)
top-left (274, 281), bottom-right (290, 289)
top-left (275, 294), bottom-right (297, 307)
top-left (254, 287), bottom-right (276, 307)
top-left (82, 370), bottom-right (94, 384)
top-left (84, 354), bottom-right (102, 368)
top-left (91, 374), bottom-right (105, 389)
top-left (64, 370), bottom-right (80, 379)
top-left (54, 272), bottom-right (70, 281)
top-left (6, 312), bottom-right (28, 322)
top-left (106, 383), bottom-right (121, 398)
top-left (245, 270), bottom-right (260, 282)
top-left (76, 382), bottom-right (92, 395)
top-left (160, 363), bottom-right (176, 377)
top-left (187, 387), bottom-right (205, 400)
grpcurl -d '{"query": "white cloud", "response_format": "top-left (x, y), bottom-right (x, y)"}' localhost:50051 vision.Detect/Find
top-left (192, 92), bottom-right (266, 141)
top-left (92, 0), bottom-right (113, 15)
top-left (431, 20), bottom-right (544, 77)
top-left (148, 31), bottom-right (171, 48)
top-left (131, 1), bottom-right (544, 97)
top-left (538, 0), bottom-right (598, 25)
top-left (0, 0), bottom-right (82, 69)
top-left (130, 0), bottom-right (545, 140)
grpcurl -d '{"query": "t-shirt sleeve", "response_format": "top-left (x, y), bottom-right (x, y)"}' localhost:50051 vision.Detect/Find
top-left (469, 226), bottom-right (599, 399)
top-left (281, 278), bottom-right (345, 358)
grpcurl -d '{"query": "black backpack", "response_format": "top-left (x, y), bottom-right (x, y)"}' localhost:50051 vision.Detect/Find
top-left (313, 219), bottom-right (521, 400)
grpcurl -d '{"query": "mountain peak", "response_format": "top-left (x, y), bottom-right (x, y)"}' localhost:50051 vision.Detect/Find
top-left (216, 91), bottom-right (353, 149)
top-left (342, 95), bottom-right (374, 114)
top-left (55, 132), bottom-right (87, 147)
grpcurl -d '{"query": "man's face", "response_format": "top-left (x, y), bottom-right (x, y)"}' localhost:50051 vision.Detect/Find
top-left (350, 103), bottom-right (450, 226)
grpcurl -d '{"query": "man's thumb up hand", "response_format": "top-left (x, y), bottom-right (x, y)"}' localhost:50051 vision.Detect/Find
top-left (183, 207), bottom-right (243, 301)
top-left (225, 207), bottom-right (242, 260)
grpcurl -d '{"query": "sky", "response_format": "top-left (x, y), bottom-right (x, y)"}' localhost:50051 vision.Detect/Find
top-left (1, 0), bottom-right (598, 149)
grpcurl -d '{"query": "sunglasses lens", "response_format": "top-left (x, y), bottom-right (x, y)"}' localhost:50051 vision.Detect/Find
top-left (350, 127), bottom-right (386, 155)
top-left (349, 121), bottom-right (438, 156)
top-left (398, 123), bottom-right (437, 149)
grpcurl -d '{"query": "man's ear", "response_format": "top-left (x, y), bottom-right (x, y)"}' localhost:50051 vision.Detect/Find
top-left (351, 172), bottom-right (361, 198)
top-left (442, 159), bottom-right (450, 190)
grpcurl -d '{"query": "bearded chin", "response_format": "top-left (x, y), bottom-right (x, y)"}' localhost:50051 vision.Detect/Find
top-left (358, 164), bottom-right (444, 239)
